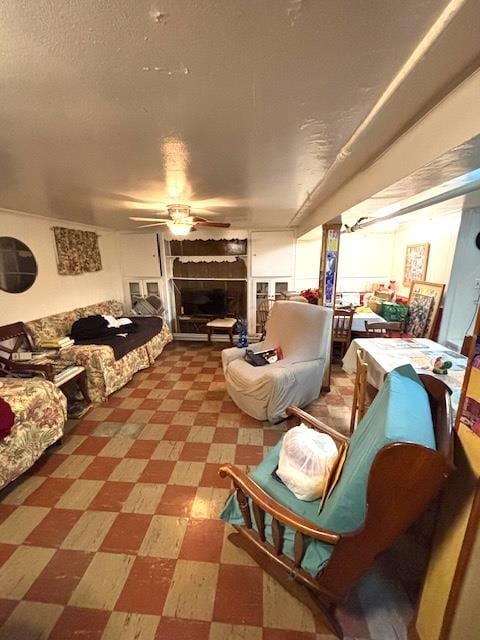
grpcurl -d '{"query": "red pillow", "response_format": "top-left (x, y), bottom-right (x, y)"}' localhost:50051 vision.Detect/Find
top-left (0, 398), bottom-right (15, 439)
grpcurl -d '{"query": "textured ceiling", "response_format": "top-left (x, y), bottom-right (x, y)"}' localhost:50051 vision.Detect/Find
top-left (341, 133), bottom-right (480, 228)
top-left (0, 0), bottom-right (478, 230)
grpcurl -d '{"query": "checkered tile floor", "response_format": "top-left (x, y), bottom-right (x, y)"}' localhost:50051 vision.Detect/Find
top-left (0, 342), bottom-right (417, 639)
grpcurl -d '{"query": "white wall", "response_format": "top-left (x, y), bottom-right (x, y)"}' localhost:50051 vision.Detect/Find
top-left (0, 209), bottom-right (123, 325)
top-left (337, 231), bottom-right (395, 292)
top-left (337, 209), bottom-right (461, 297)
top-left (391, 210), bottom-right (461, 297)
top-left (439, 207), bottom-right (480, 349)
top-left (294, 237), bottom-right (321, 291)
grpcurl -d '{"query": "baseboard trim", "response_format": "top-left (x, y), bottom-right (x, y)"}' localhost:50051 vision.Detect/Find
top-left (173, 333), bottom-right (260, 343)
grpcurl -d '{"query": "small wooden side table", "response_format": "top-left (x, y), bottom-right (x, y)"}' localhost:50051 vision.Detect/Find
top-left (53, 365), bottom-right (91, 404)
top-left (206, 318), bottom-right (237, 345)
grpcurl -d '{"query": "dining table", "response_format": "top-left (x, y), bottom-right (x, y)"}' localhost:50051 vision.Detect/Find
top-left (342, 337), bottom-right (468, 415)
top-left (334, 310), bottom-right (386, 333)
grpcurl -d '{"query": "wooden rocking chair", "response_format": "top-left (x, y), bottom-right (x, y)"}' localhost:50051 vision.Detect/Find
top-left (219, 373), bottom-right (454, 638)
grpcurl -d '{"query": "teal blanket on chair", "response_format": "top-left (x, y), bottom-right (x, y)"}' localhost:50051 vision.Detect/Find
top-left (220, 364), bottom-right (435, 576)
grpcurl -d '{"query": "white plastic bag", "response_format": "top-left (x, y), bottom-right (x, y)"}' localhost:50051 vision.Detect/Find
top-left (277, 424), bottom-right (338, 501)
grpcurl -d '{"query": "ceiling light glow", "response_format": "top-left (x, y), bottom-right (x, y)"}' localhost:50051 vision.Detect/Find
top-left (166, 221), bottom-right (192, 236)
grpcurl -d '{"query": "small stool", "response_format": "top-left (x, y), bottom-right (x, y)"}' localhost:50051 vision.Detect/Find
top-left (206, 318), bottom-right (237, 345)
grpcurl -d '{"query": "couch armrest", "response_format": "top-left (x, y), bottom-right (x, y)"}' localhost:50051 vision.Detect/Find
top-left (222, 342), bottom-right (267, 372)
top-left (286, 407), bottom-right (350, 445)
top-left (219, 463), bottom-right (340, 545)
top-left (60, 344), bottom-right (115, 367)
top-left (222, 340), bottom-right (271, 368)
top-left (222, 346), bottom-right (246, 370)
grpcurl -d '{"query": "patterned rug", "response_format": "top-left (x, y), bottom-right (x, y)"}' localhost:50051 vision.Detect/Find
top-left (0, 342), bottom-right (417, 639)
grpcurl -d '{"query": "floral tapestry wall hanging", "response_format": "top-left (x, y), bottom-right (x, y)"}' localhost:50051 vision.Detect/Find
top-left (53, 227), bottom-right (102, 275)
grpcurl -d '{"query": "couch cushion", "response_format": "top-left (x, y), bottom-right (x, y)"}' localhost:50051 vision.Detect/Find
top-left (226, 358), bottom-right (281, 398)
top-left (264, 302), bottom-right (332, 363)
top-left (318, 365), bottom-right (435, 535)
top-left (74, 316), bottom-right (163, 360)
top-left (26, 310), bottom-right (81, 345)
top-left (221, 364), bottom-right (435, 576)
top-left (26, 300), bottom-right (124, 346)
top-left (78, 300), bottom-right (124, 318)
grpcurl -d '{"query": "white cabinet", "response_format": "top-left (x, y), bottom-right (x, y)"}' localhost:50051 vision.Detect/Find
top-left (251, 231), bottom-right (295, 277)
top-left (250, 278), bottom-right (293, 334)
top-left (123, 279), bottom-right (163, 310)
top-left (120, 233), bottom-right (161, 277)
top-left (119, 232), bottom-right (170, 317)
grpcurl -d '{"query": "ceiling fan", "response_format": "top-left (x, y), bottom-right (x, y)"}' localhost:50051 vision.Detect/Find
top-left (129, 203), bottom-right (231, 236)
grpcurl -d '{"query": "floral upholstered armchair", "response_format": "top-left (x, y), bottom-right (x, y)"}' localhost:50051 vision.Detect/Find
top-left (0, 377), bottom-right (66, 489)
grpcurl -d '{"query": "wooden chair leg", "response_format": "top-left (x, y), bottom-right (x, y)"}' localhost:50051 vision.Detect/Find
top-left (228, 531), bottom-right (344, 639)
top-left (208, 327), bottom-right (212, 343)
top-left (349, 383), bottom-right (358, 435)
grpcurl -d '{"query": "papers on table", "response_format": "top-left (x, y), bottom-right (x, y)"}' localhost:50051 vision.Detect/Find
top-left (342, 337), bottom-right (468, 415)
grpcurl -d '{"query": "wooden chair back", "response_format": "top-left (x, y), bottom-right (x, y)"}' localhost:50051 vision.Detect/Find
top-left (0, 322), bottom-right (33, 367)
top-left (349, 349), bottom-right (368, 433)
top-left (365, 321), bottom-right (403, 337)
top-left (320, 375), bottom-right (453, 602)
top-left (461, 335), bottom-right (474, 357)
top-left (332, 308), bottom-right (354, 360)
top-left (257, 297), bottom-right (275, 339)
top-left (332, 308), bottom-right (354, 342)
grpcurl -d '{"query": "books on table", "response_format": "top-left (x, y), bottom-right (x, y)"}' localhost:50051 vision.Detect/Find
top-left (37, 337), bottom-right (74, 349)
top-left (11, 351), bottom-right (52, 362)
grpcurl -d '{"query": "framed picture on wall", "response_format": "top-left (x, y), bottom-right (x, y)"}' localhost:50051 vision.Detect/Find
top-left (403, 243), bottom-right (429, 287)
top-left (407, 280), bottom-right (445, 339)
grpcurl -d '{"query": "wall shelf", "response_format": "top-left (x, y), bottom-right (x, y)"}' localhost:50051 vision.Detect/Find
top-left (167, 255), bottom-right (248, 259)
top-left (167, 238), bottom-right (247, 257)
top-left (171, 277), bottom-right (247, 281)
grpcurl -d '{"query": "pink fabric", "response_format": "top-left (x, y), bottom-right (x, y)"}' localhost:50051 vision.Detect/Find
top-left (0, 397), bottom-right (15, 439)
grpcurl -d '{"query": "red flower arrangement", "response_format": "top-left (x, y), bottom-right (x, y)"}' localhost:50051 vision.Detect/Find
top-left (299, 288), bottom-right (320, 304)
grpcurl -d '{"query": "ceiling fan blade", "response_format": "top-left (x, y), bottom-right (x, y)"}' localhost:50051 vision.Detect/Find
top-left (135, 222), bottom-right (169, 228)
top-left (193, 221), bottom-right (231, 228)
top-left (190, 197), bottom-right (247, 209)
top-left (191, 208), bottom-right (217, 215)
top-left (129, 216), bottom-right (170, 222)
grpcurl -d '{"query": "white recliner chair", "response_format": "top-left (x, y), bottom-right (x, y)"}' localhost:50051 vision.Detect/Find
top-left (222, 301), bottom-right (332, 423)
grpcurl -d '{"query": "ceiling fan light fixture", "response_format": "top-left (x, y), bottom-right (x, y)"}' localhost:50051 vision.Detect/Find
top-left (166, 220), bottom-right (192, 236)
top-left (167, 203), bottom-right (191, 219)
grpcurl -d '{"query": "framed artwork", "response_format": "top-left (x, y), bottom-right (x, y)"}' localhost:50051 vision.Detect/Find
top-left (406, 293), bottom-right (433, 337)
top-left (318, 223), bottom-right (341, 392)
top-left (403, 243), bottom-right (429, 286)
top-left (318, 225), bottom-right (340, 308)
top-left (407, 280), bottom-right (445, 339)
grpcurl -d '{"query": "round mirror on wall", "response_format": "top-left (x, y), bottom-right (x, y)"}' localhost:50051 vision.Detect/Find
top-left (0, 237), bottom-right (38, 293)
